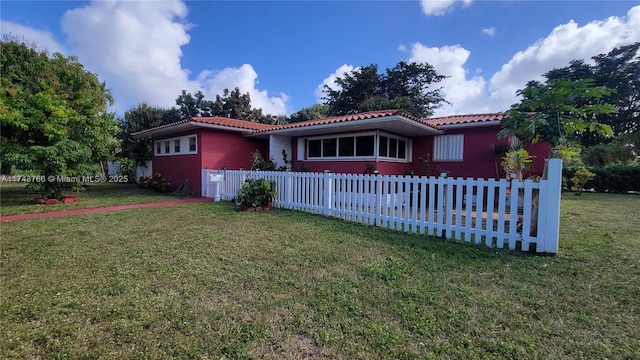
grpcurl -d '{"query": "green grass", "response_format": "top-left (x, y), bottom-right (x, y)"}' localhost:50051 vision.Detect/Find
top-left (0, 182), bottom-right (178, 216)
top-left (1, 190), bottom-right (638, 359)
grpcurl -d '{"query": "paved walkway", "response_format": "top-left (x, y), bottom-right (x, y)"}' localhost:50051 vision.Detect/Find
top-left (0, 197), bottom-right (210, 222)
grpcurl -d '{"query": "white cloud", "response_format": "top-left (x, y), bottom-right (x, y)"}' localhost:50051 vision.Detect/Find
top-left (488, 5), bottom-right (640, 111)
top-left (420, 0), bottom-right (473, 17)
top-left (0, 0), bottom-right (290, 115)
top-left (410, 5), bottom-right (640, 116)
top-left (60, 0), bottom-right (197, 113)
top-left (409, 43), bottom-right (487, 116)
top-left (482, 27), bottom-right (496, 37)
top-left (198, 64), bottom-right (289, 115)
top-left (315, 64), bottom-right (357, 102)
top-left (0, 20), bottom-right (65, 54)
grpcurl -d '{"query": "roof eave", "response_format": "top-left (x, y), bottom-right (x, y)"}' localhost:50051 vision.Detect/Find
top-left (247, 115), bottom-right (443, 138)
top-left (432, 120), bottom-right (502, 130)
top-left (132, 121), bottom-right (257, 139)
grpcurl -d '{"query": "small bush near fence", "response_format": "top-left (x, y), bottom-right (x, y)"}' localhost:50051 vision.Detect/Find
top-left (563, 165), bottom-right (640, 193)
top-left (236, 178), bottom-right (276, 208)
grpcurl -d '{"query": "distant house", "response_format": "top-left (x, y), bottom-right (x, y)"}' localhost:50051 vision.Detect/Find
top-left (132, 109), bottom-right (549, 194)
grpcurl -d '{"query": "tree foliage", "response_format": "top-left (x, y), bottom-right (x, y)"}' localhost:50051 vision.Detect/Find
top-left (288, 104), bottom-right (330, 123)
top-left (322, 61), bottom-right (447, 118)
top-left (175, 87), bottom-right (273, 123)
top-left (499, 78), bottom-right (617, 157)
top-left (120, 103), bottom-right (180, 167)
top-left (544, 42), bottom-right (639, 146)
top-left (0, 38), bottom-right (119, 197)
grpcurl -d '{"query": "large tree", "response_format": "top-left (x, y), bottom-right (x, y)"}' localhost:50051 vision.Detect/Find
top-left (0, 39), bottom-right (120, 198)
top-left (544, 42), bottom-right (639, 146)
top-left (322, 61), bottom-right (447, 118)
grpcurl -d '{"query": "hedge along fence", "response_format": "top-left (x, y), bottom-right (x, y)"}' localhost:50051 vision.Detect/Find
top-left (563, 165), bottom-right (640, 193)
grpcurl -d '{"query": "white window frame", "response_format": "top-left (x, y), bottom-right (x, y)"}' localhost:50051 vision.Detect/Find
top-left (377, 132), bottom-right (411, 162)
top-left (304, 131), bottom-right (411, 163)
top-left (433, 134), bottom-right (464, 162)
top-left (154, 134), bottom-right (197, 156)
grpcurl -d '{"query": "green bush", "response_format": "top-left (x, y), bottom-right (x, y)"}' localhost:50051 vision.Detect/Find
top-left (564, 165), bottom-right (640, 193)
top-left (236, 178), bottom-right (276, 208)
top-left (140, 173), bottom-right (170, 192)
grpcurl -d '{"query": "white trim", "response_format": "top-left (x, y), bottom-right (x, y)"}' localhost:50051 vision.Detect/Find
top-left (154, 134), bottom-right (197, 156)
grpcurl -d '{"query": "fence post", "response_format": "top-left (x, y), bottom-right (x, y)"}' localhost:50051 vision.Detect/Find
top-left (201, 170), bottom-right (207, 198)
top-left (541, 158), bottom-right (562, 254)
top-left (323, 173), bottom-right (333, 217)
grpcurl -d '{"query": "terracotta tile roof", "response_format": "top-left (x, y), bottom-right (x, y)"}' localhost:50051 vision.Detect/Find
top-left (190, 117), bottom-right (275, 131)
top-left (421, 112), bottom-right (507, 127)
top-left (132, 116), bottom-right (274, 136)
top-left (132, 111), bottom-right (506, 138)
top-left (251, 109), bottom-right (419, 133)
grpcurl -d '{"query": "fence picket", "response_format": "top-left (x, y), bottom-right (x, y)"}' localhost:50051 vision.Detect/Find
top-left (474, 178), bottom-right (485, 245)
top-left (485, 179), bottom-right (496, 247)
top-left (419, 178), bottom-right (427, 235)
top-left (464, 179), bottom-right (474, 243)
top-left (521, 180), bottom-right (534, 252)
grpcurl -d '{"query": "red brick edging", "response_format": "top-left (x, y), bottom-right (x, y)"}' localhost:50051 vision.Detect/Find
top-left (0, 197), bottom-right (210, 222)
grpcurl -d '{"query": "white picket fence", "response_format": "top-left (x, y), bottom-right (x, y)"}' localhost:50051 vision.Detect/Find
top-left (202, 159), bottom-right (562, 254)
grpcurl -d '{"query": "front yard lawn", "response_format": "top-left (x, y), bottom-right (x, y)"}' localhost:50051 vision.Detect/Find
top-left (1, 191), bottom-right (638, 358)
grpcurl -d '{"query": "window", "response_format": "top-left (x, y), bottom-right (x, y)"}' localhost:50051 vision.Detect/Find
top-left (154, 135), bottom-right (197, 156)
top-left (379, 136), bottom-right (388, 157)
top-left (306, 133), bottom-right (408, 161)
top-left (322, 138), bottom-right (337, 157)
top-left (355, 136), bottom-right (375, 156)
top-left (338, 137), bottom-right (354, 157)
top-left (308, 139), bottom-right (321, 158)
top-left (433, 134), bottom-right (464, 161)
top-left (378, 134), bottom-right (409, 160)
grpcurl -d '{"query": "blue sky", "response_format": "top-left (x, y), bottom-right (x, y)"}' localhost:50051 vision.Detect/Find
top-left (1, 1), bottom-right (639, 117)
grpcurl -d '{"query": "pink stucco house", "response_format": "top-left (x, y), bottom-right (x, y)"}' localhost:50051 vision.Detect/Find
top-left (132, 109), bottom-right (549, 194)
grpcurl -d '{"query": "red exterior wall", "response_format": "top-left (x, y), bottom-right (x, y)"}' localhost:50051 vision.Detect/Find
top-left (152, 129), bottom-right (267, 194)
top-left (412, 125), bottom-right (550, 179)
top-left (200, 130), bottom-right (268, 171)
top-left (291, 160), bottom-right (411, 175)
top-left (152, 130), bottom-right (202, 193)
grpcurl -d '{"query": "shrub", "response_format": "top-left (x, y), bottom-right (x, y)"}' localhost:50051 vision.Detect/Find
top-left (236, 178), bottom-right (276, 208)
top-left (118, 158), bottom-right (135, 182)
top-left (571, 167), bottom-right (596, 195)
top-left (140, 173), bottom-right (170, 192)
top-left (501, 148), bottom-right (534, 181)
top-left (250, 150), bottom-right (277, 171)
